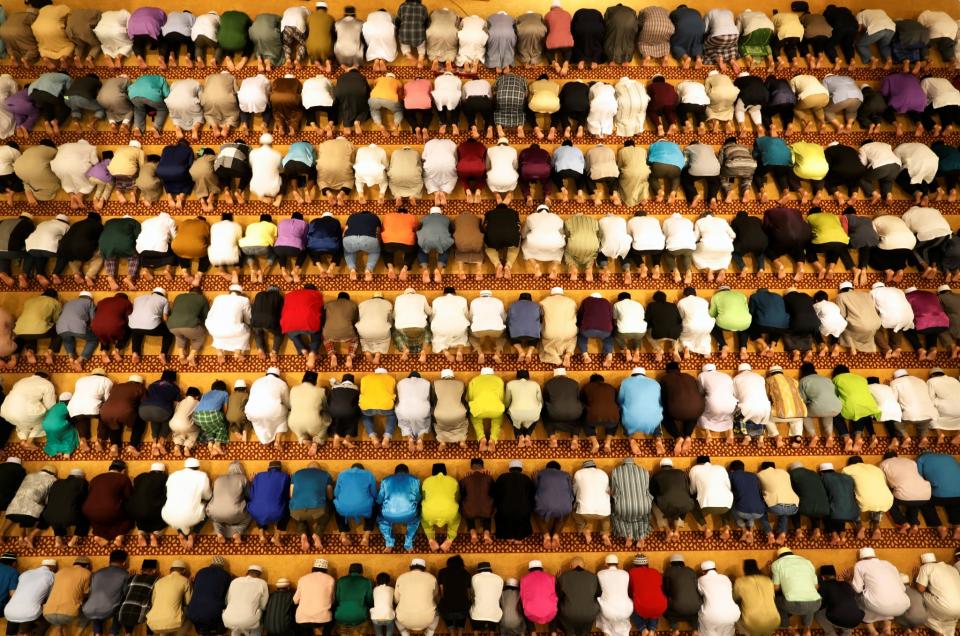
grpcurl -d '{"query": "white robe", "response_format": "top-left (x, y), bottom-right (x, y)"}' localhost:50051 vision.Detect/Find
top-left (613, 78), bottom-right (648, 137)
top-left (94, 10), bottom-right (133, 58)
top-left (733, 371), bottom-right (771, 424)
top-left (244, 375), bottom-right (290, 444)
top-left (363, 11), bottom-right (398, 62)
top-left (204, 294), bottom-right (251, 352)
top-left (597, 568), bottom-right (633, 636)
top-left (160, 468), bottom-right (211, 534)
top-left (677, 295), bottom-right (715, 356)
top-left (697, 572), bottom-right (741, 636)
top-left (430, 294), bottom-right (470, 352)
top-left (693, 215), bottom-right (735, 270)
top-left (207, 220), bottom-right (243, 267)
top-left (698, 370), bottom-right (737, 432)
top-left (353, 145), bottom-right (389, 192)
top-left (814, 299), bottom-right (847, 338)
top-left (0, 74), bottom-right (20, 139)
top-left (522, 211), bottom-right (566, 262)
top-left (164, 79), bottom-right (203, 130)
top-left (587, 82), bottom-right (617, 137)
top-left (485, 144), bottom-right (518, 193)
top-left (395, 376), bottom-right (432, 438)
top-left (248, 145), bottom-right (282, 198)
top-left (929, 375), bottom-right (960, 430)
top-left (49, 140), bottom-right (97, 194)
top-left (422, 139), bottom-right (457, 194)
top-left (456, 16), bottom-right (488, 66)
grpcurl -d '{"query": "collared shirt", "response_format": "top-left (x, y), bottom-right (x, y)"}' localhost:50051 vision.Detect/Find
top-left (688, 463), bottom-right (733, 509)
top-left (68, 374), bottom-right (114, 417)
top-left (127, 293), bottom-right (168, 331)
top-left (851, 559), bottom-right (910, 617)
top-left (4, 567), bottom-right (54, 624)
top-left (394, 570), bottom-right (437, 632)
top-left (771, 555), bottom-right (820, 602)
top-left (293, 571), bottom-right (334, 624)
top-left (573, 466), bottom-right (610, 516)
top-left (146, 572), bottom-right (192, 632)
top-left (917, 562), bottom-right (960, 615)
top-left (222, 576), bottom-right (268, 631)
top-left (470, 572), bottom-right (503, 622)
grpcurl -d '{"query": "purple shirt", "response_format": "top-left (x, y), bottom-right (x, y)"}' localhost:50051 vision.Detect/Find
top-left (5, 90), bottom-right (39, 131)
top-left (127, 7), bottom-right (167, 39)
top-left (881, 73), bottom-right (926, 114)
top-left (906, 290), bottom-right (950, 331)
top-left (577, 296), bottom-right (614, 333)
top-left (274, 218), bottom-right (308, 249)
top-left (85, 159), bottom-right (112, 184)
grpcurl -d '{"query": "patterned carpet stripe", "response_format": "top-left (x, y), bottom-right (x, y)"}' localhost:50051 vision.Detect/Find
top-left (5, 528), bottom-right (954, 558)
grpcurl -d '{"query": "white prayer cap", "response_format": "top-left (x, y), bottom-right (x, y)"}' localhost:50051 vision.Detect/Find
top-left (660, 458), bottom-right (673, 467)
top-left (128, 139), bottom-right (141, 148)
top-left (931, 367), bottom-right (945, 375)
top-left (497, 137), bottom-right (509, 145)
top-left (129, 375), bottom-right (144, 384)
top-left (234, 379), bottom-right (247, 388)
top-left (277, 578), bottom-right (291, 587)
top-left (41, 559), bottom-right (57, 567)
top-left (839, 281), bottom-right (853, 290)
top-left (789, 461), bottom-right (804, 470)
top-left (702, 363), bottom-right (716, 372)
top-left (283, 73), bottom-right (296, 79)
top-left (79, 291), bottom-right (92, 298)
top-left (938, 284), bottom-right (951, 292)
top-left (550, 286), bottom-right (563, 295)
top-left (229, 284), bottom-right (243, 292)
top-left (921, 552), bottom-right (937, 564)
top-left (905, 286), bottom-right (917, 294)
top-left (859, 547), bottom-right (876, 559)
top-left (4, 457), bottom-right (20, 465)
top-left (411, 558), bottom-right (426, 568)
top-left (553, 367), bottom-right (567, 376)
top-left (551, 0), bottom-right (561, 6)
top-left (69, 468), bottom-right (84, 477)
top-left (819, 462), bottom-right (834, 471)
top-left (701, 560), bottom-right (716, 571)
top-left (260, 133), bottom-right (273, 145)
top-left (506, 578), bottom-right (519, 586)
top-left (266, 367), bottom-right (281, 376)
top-left (59, 392), bottom-right (73, 401)
top-left (536, 204), bottom-right (550, 213)
top-left (480, 367), bottom-right (494, 375)
top-left (707, 69), bottom-right (719, 76)
top-left (528, 560), bottom-right (542, 569)
top-left (315, 1), bottom-right (326, 7)
top-left (900, 573), bottom-right (910, 584)
top-left (632, 367), bottom-right (646, 375)
top-left (429, 206), bottom-right (442, 214)
top-left (871, 281), bottom-right (885, 289)
top-left (738, 363), bottom-right (752, 372)
top-left (480, 290), bottom-right (492, 297)
top-left (314, 558), bottom-right (329, 569)
top-left (185, 458), bottom-right (200, 469)
top-left (152, 287), bottom-right (166, 296)
top-left (893, 369), bottom-right (908, 378)
top-left (440, 369), bottom-right (454, 379)
top-left (769, 365), bottom-right (783, 373)
top-left (248, 564), bottom-right (263, 573)
top-left (605, 554), bottom-right (619, 565)
top-left (151, 462), bottom-right (165, 471)
top-left (374, 367), bottom-right (388, 374)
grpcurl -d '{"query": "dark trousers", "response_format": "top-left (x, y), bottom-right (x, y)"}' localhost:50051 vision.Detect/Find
top-left (663, 418), bottom-right (696, 438)
top-left (888, 499), bottom-right (941, 527)
top-left (552, 168), bottom-right (586, 193)
top-left (160, 32), bottom-right (196, 60)
top-left (753, 163), bottom-right (798, 193)
top-left (677, 102), bottom-right (706, 127)
top-left (461, 96), bottom-right (493, 130)
top-left (761, 103), bottom-right (795, 129)
top-left (29, 89), bottom-right (70, 125)
top-left (252, 326), bottom-right (282, 354)
top-left (680, 169), bottom-right (720, 203)
top-left (130, 323), bottom-right (173, 355)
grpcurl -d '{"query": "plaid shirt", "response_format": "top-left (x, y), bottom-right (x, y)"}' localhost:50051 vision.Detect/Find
top-left (117, 573), bottom-right (159, 627)
top-left (396, 0), bottom-right (428, 46)
top-left (493, 74), bottom-right (528, 127)
top-left (214, 143), bottom-right (250, 172)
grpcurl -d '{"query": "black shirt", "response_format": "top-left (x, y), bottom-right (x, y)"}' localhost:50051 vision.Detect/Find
top-left (650, 468), bottom-right (695, 518)
top-left (825, 144), bottom-right (867, 179)
top-left (344, 211), bottom-right (381, 238)
top-left (858, 88), bottom-right (887, 121)
top-left (645, 300), bottom-right (682, 339)
top-left (823, 5), bottom-right (857, 35)
top-left (57, 213), bottom-right (103, 261)
top-left (437, 565), bottom-right (471, 615)
top-left (820, 579), bottom-right (864, 628)
top-left (263, 589), bottom-right (296, 636)
top-left (251, 289), bottom-right (284, 330)
top-left (733, 75), bottom-right (769, 106)
top-left (560, 82), bottom-right (591, 116)
top-left (483, 205), bottom-right (521, 248)
top-left (492, 470), bottom-right (535, 540)
top-left (784, 291), bottom-right (820, 334)
top-left (0, 461), bottom-right (26, 510)
top-left (731, 211), bottom-right (769, 254)
top-left (124, 470), bottom-right (167, 532)
top-left (662, 565), bottom-right (700, 617)
top-left (332, 70), bottom-right (370, 123)
top-left (187, 566), bottom-right (233, 630)
top-left (788, 466), bottom-right (830, 518)
top-left (571, 8), bottom-right (605, 64)
top-left (543, 376), bottom-right (584, 422)
top-left (41, 476), bottom-right (88, 527)
top-left (328, 384), bottom-right (361, 420)
top-left (66, 76), bottom-right (102, 101)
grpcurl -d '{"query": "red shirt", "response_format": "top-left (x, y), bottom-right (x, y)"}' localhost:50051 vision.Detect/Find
top-left (544, 7), bottom-right (574, 49)
top-left (647, 81), bottom-right (679, 110)
top-left (90, 294), bottom-right (133, 341)
top-left (280, 289), bottom-right (324, 333)
top-left (629, 566), bottom-right (668, 618)
top-left (456, 140), bottom-right (487, 177)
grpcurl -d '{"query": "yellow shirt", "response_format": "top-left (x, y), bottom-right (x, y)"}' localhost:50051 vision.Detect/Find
top-left (359, 373), bottom-right (397, 411)
top-left (467, 374), bottom-right (505, 417)
top-left (790, 142), bottom-right (828, 181)
top-left (237, 221), bottom-right (277, 248)
top-left (421, 473), bottom-right (459, 522)
top-left (733, 575), bottom-right (781, 636)
top-left (808, 212), bottom-right (849, 245)
top-left (146, 572), bottom-right (192, 632)
top-left (528, 80), bottom-right (561, 113)
top-left (757, 467), bottom-right (800, 507)
top-left (842, 463), bottom-right (894, 513)
top-left (771, 12), bottom-right (804, 39)
top-left (371, 76), bottom-right (402, 102)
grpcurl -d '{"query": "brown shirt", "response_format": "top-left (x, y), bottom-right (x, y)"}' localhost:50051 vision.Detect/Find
top-left (459, 470), bottom-right (494, 519)
top-left (581, 380), bottom-right (620, 424)
top-left (65, 8), bottom-right (101, 53)
top-left (171, 217), bottom-right (211, 259)
top-left (322, 298), bottom-right (359, 342)
top-left (453, 213), bottom-right (484, 259)
top-left (43, 565), bottom-right (90, 617)
top-left (0, 11), bottom-right (39, 62)
top-left (99, 381), bottom-right (146, 429)
top-left (270, 77), bottom-right (302, 126)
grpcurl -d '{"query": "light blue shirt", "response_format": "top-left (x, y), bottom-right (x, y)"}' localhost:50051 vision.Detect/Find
top-left (161, 11), bottom-right (195, 36)
top-left (618, 374), bottom-right (663, 435)
top-left (282, 141), bottom-right (317, 167)
top-left (376, 472), bottom-right (421, 523)
top-left (822, 75), bottom-right (863, 104)
top-left (647, 140), bottom-right (685, 169)
top-left (333, 466), bottom-right (377, 521)
top-left (28, 73), bottom-right (71, 97)
top-left (552, 145), bottom-right (585, 173)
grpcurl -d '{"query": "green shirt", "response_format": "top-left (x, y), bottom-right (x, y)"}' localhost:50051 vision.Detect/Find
top-left (807, 212), bottom-right (849, 245)
top-left (833, 373), bottom-right (880, 421)
top-left (771, 554), bottom-right (821, 603)
top-left (127, 75), bottom-right (170, 102)
top-left (98, 217), bottom-right (141, 258)
top-left (166, 292), bottom-right (209, 329)
top-left (218, 11), bottom-right (252, 51)
top-left (334, 574), bottom-right (372, 626)
top-left (709, 289), bottom-right (752, 332)
top-left (14, 296), bottom-right (61, 335)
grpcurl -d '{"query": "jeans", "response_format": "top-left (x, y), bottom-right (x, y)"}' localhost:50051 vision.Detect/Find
top-left (373, 621), bottom-right (395, 636)
top-left (343, 235), bottom-right (381, 272)
top-left (762, 503), bottom-right (798, 535)
top-left (418, 247), bottom-right (451, 266)
top-left (66, 94), bottom-right (105, 120)
top-left (577, 329), bottom-right (614, 355)
top-left (59, 331), bottom-right (98, 359)
top-left (285, 330), bottom-right (321, 354)
top-left (630, 615), bottom-right (659, 631)
top-left (856, 29), bottom-right (894, 63)
top-left (362, 408), bottom-right (397, 438)
top-left (732, 509), bottom-right (764, 528)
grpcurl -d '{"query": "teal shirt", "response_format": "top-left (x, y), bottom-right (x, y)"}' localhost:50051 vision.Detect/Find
top-left (709, 289), bottom-right (752, 332)
top-left (127, 75), bottom-right (170, 103)
top-left (42, 402), bottom-right (78, 457)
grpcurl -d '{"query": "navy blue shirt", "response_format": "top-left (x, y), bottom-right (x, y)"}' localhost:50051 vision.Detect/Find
top-left (507, 299), bottom-right (542, 339)
top-left (728, 470), bottom-right (766, 514)
top-left (344, 211), bottom-right (381, 238)
top-left (534, 468), bottom-right (574, 519)
top-left (749, 289), bottom-right (790, 329)
top-left (141, 380), bottom-right (181, 412)
top-left (307, 216), bottom-right (343, 252)
top-left (0, 563), bottom-right (18, 614)
top-left (186, 565), bottom-right (232, 630)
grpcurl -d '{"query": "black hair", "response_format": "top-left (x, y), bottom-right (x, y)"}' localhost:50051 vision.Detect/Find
top-left (211, 380), bottom-right (228, 392)
top-left (376, 572), bottom-right (391, 585)
top-left (760, 461), bottom-right (775, 470)
top-left (695, 455), bottom-right (710, 465)
top-left (729, 460), bottom-right (744, 471)
top-left (743, 559), bottom-right (761, 576)
top-left (39, 138), bottom-right (56, 148)
top-left (342, 373), bottom-right (355, 383)
top-left (443, 286), bottom-right (455, 295)
top-left (302, 371), bottom-right (318, 385)
top-left (303, 283), bottom-right (318, 291)
top-left (819, 565), bottom-right (837, 579)
top-left (847, 456), bottom-right (864, 465)
top-left (516, 369), bottom-right (529, 380)
top-left (221, 212), bottom-right (234, 221)
top-left (866, 376), bottom-right (880, 385)
top-left (546, 460), bottom-right (561, 469)
top-left (5, 141), bottom-right (19, 151)
top-left (338, 291), bottom-right (350, 299)
top-left (395, 464), bottom-right (409, 474)
top-left (446, 555), bottom-right (464, 569)
top-left (189, 286), bottom-right (202, 294)
top-left (832, 364), bottom-right (850, 377)
top-left (618, 292), bottom-right (631, 301)
top-left (109, 550), bottom-right (128, 564)
top-left (723, 136), bottom-right (737, 145)
top-left (186, 387), bottom-right (202, 399)
top-left (291, 212), bottom-right (303, 220)
top-left (160, 369), bottom-right (177, 382)
top-left (432, 463), bottom-right (446, 475)
top-left (813, 290), bottom-right (828, 302)
top-left (665, 361), bottom-right (680, 372)
top-left (259, 213), bottom-right (273, 222)
top-left (842, 205), bottom-right (856, 215)
top-left (519, 293), bottom-right (532, 301)
top-left (653, 290), bottom-right (667, 302)
top-left (589, 374), bottom-right (604, 382)
top-left (101, 150), bottom-right (113, 160)
top-left (41, 288), bottom-right (58, 299)
top-left (799, 362), bottom-right (816, 377)
top-left (109, 460), bottom-right (127, 472)
top-left (883, 450), bottom-right (898, 460)
top-left (562, 139), bottom-right (573, 146)
top-left (682, 287), bottom-right (696, 297)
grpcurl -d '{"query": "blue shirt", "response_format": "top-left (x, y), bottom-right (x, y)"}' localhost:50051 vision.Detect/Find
top-left (289, 467), bottom-right (332, 512)
top-left (307, 216), bottom-right (343, 252)
top-left (647, 140), bottom-right (685, 169)
top-left (916, 453), bottom-right (960, 498)
top-left (932, 143), bottom-right (960, 174)
top-left (618, 374), bottom-right (663, 435)
top-left (127, 75), bottom-right (171, 103)
top-left (282, 141), bottom-right (316, 167)
top-left (28, 73), bottom-right (71, 97)
top-left (754, 136), bottom-right (793, 166)
top-left (728, 470), bottom-right (766, 514)
top-left (0, 564), bottom-right (18, 615)
top-left (196, 390), bottom-right (229, 413)
top-left (141, 381), bottom-right (181, 412)
top-left (507, 299), bottom-right (542, 340)
top-left (376, 473), bottom-right (421, 523)
top-left (333, 467), bottom-right (377, 521)
top-left (552, 145), bottom-right (585, 173)
top-left (749, 288), bottom-right (790, 329)
top-left (186, 565), bottom-right (232, 628)
top-left (247, 468), bottom-right (290, 526)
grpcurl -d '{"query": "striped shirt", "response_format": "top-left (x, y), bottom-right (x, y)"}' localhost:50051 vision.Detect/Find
top-left (610, 459), bottom-right (653, 540)
top-left (766, 373), bottom-right (807, 420)
top-left (262, 589), bottom-right (295, 635)
top-left (117, 574), bottom-right (159, 628)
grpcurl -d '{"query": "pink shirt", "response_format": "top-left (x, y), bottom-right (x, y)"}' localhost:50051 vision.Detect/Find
top-left (544, 8), bottom-right (574, 49)
top-left (403, 79), bottom-right (433, 110)
top-left (520, 570), bottom-right (558, 624)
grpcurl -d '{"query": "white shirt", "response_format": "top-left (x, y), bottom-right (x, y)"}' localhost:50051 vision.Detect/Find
top-left (587, 82), bottom-right (617, 137)
top-left (918, 10), bottom-right (959, 40)
top-left (394, 291), bottom-right (431, 330)
top-left (613, 78), bottom-right (648, 136)
top-left (857, 10), bottom-right (896, 35)
top-left (0, 145), bottom-right (21, 176)
top-left (456, 16), bottom-right (488, 65)
top-left (370, 585), bottom-right (395, 621)
top-left (24, 218), bottom-right (69, 253)
top-left (245, 374), bottom-right (290, 443)
top-left (432, 73), bottom-right (462, 110)
top-left (422, 139), bottom-right (457, 194)
top-left (663, 213), bottom-right (697, 251)
top-left (677, 81), bottom-right (710, 105)
top-left (249, 145), bottom-right (283, 198)
top-left (49, 140), bottom-right (97, 194)
top-left (894, 143), bottom-right (939, 185)
top-left (302, 76), bottom-right (334, 109)
top-left (395, 376), bottom-right (431, 421)
top-left (222, 576), bottom-right (269, 631)
top-left (208, 220), bottom-right (243, 266)
top-left (204, 293), bottom-right (251, 351)
top-left (928, 374), bottom-right (960, 430)
top-left (697, 571), bottom-right (741, 627)
top-left (362, 10), bottom-right (398, 62)
top-left (868, 383), bottom-right (903, 422)
top-left (354, 144), bottom-right (389, 185)
top-left (698, 370), bottom-right (737, 432)
top-left (597, 567), bottom-right (633, 636)
top-left (94, 10), bottom-right (133, 58)
top-left (462, 78), bottom-right (492, 99)
top-left (128, 294), bottom-right (169, 331)
top-left (191, 12), bottom-right (220, 41)
top-left (858, 142), bottom-right (900, 170)
top-left (678, 295), bottom-right (716, 357)
top-left (921, 77), bottom-right (960, 109)
top-left (573, 466), bottom-right (611, 516)
top-left (430, 294), bottom-right (470, 337)
top-left (734, 370), bottom-right (771, 424)
top-left (485, 144), bottom-right (518, 193)
top-left (851, 558), bottom-right (911, 620)
top-left (67, 374), bottom-right (113, 417)
top-left (873, 215), bottom-right (917, 251)
top-left (237, 74), bottom-right (271, 113)
top-left (902, 206), bottom-right (952, 242)
top-left (814, 299), bottom-right (847, 338)
top-left (688, 463), bottom-right (734, 509)
top-left (522, 211), bottom-right (566, 262)
top-left (281, 6), bottom-right (309, 31)
top-left (628, 216), bottom-right (665, 251)
top-left (870, 285), bottom-right (915, 331)
top-left (3, 567), bottom-right (54, 624)
top-left (470, 296), bottom-right (506, 333)
top-left (136, 212), bottom-right (177, 253)
top-left (598, 215), bottom-right (631, 259)
top-left (160, 467), bottom-right (212, 533)
top-left (917, 562), bottom-right (960, 616)
top-left (891, 375), bottom-right (938, 422)
top-left (613, 299), bottom-right (646, 334)
top-left (469, 572), bottom-right (504, 623)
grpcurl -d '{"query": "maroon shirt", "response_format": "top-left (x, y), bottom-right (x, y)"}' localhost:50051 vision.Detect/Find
top-left (648, 80), bottom-right (679, 110)
top-left (577, 296), bottom-right (614, 333)
top-left (99, 381), bottom-right (147, 430)
top-left (90, 294), bottom-right (133, 342)
top-left (459, 470), bottom-right (495, 519)
top-left (581, 380), bottom-right (620, 425)
top-left (456, 139), bottom-right (487, 177)
top-left (520, 145), bottom-right (552, 180)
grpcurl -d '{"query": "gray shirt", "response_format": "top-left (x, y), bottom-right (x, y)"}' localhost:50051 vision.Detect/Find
top-left (127, 293), bottom-right (168, 330)
top-left (82, 565), bottom-right (131, 620)
top-left (499, 587), bottom-right (524, 632)
top-left (684, 143), bottom-right (721, 177)
top-left (416, 214), bottom-right (454, 253)
top-left (939, 291), bottom-right (960, 340)
top-left (798, 374), bottom-right (842, 417)
top-left (56, 297), bottom-right (95, 335)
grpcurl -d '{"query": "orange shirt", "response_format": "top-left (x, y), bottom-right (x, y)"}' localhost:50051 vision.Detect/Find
top-left (380, 213), bottom-right (419, 245)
